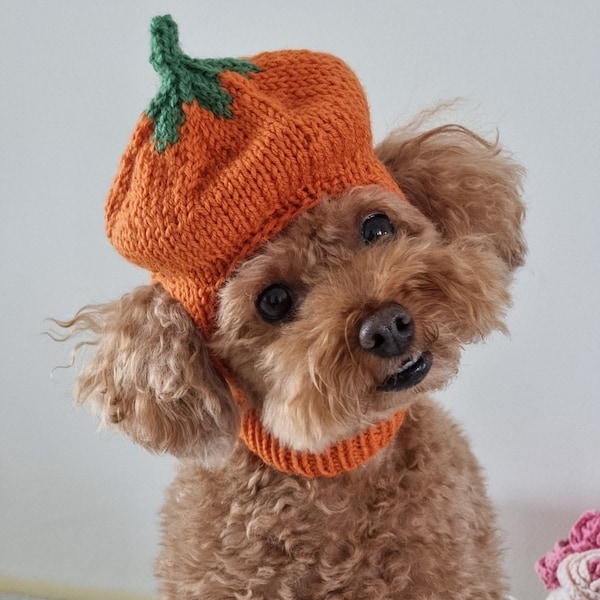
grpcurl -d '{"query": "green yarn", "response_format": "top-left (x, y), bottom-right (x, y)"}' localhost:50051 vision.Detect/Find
top-left (147, 15), bottom-right (260, 152)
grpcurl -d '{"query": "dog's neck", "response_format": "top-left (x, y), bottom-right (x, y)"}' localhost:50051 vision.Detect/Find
top-left (241, 409), bottom-right (407, 478)
top-left (218, 360), bottom-right (408, 478)
top-left (239, 408), bottom-right (408, 478)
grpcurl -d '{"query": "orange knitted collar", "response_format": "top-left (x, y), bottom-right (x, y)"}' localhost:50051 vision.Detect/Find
top-left (241, 408), bottom-right (407, 478)
top-left (226, 379), bottom-right (407, 478)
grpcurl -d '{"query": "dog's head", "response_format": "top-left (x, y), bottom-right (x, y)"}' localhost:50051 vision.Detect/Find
top-left (66, 18), bottom-right (524, 471)
top-left (212, 124), bottom-right (525, 455)
top-left (70, 120), bottom-right (524, 469)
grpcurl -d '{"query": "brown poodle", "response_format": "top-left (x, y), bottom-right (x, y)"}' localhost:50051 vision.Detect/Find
top-left (61, 116), bottom-right (525, 598)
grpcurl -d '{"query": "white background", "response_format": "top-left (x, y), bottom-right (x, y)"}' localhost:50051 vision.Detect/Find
top-left (1, 2), bottom-right (599, 598)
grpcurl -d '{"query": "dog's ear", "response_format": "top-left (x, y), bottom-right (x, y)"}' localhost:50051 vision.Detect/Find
top-left (376, 119), bottom-right (526, 269)
top-left (63, 284), bottom-right (239, 468)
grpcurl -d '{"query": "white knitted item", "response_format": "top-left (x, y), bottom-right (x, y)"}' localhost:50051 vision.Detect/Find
top-left (544, 549), bottom-right (600, 600)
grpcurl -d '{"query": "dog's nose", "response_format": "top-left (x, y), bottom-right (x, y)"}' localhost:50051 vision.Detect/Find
top-left (358, 303), bottom-right (414, 358)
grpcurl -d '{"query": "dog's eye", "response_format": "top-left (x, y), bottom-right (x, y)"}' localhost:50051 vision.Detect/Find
top-left (361, 213), bottom-right (396, 245)
top-left (256, 284), bottom-right (295, 323)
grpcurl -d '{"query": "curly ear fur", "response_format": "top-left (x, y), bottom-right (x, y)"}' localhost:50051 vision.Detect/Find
top-left (60, 284), bottom-right (239, 467)
top-left (376, 115), bottom-right (526, 269)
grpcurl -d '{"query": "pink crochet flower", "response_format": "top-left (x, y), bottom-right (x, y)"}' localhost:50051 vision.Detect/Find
top-left (536, 511), bottom-right (600, 590)
top-left (570, 511), bottom-right (600, 553)
top-left (537, 540), bottom-right (573, 590)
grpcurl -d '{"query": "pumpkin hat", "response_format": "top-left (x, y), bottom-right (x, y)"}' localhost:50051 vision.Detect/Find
top-left (106, 15), bottom-right (407, 477)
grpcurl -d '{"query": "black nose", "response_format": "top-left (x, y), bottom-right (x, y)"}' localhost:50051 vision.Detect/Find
top-left (358, 303), bottom-right (414, 358)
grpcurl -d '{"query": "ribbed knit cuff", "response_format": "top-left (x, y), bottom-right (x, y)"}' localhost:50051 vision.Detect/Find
top-left (240, 408), bottom-right (407, 478)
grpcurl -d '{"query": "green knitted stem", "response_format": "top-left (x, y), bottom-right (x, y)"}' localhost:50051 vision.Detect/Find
top-left (147, 15), bottom-right (260, 152)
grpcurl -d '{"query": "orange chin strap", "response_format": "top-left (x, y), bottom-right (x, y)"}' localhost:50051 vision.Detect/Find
top-left (240, 408), bottom-right (408, 478)
top-left (226, 378), bottom-right (407, 478)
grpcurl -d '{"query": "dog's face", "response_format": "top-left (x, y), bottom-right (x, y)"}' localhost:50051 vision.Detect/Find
top-left (211, 186), bottom-right (512, 454)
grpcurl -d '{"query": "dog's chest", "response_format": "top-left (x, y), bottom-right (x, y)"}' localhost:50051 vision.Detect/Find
top-left (157, 401), bottom-right (501, 598)
top-left (161, 456), bottom-right (414, 596)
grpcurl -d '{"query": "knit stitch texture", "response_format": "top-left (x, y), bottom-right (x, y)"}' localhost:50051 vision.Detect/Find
top-left (242, 407), bottom-right (408, 478)
top-left (537, 511), bottom-right (600, 590)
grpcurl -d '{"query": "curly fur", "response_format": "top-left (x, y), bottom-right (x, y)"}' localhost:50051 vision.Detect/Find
top-left (59, 286), bottom-right (237, 466)
top-left (158, 400), bottom-right (503, 599)
top-left (61, 115), bottom-right (525, 599)
top-left (375, 119), bottom-right (526, 268)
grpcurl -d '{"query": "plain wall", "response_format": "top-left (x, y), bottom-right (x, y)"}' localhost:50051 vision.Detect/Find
top-left (1, 1), bottom-right (599, 598)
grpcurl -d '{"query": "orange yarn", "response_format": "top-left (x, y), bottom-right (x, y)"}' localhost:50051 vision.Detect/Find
top-left (241, 408), bottom-right (408, 478)
top-left (105, 16), bottom-right (407, 477)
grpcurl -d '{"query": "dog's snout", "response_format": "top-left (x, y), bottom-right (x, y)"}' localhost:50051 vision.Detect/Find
top-left (358, 303), bottom-right (414, 358)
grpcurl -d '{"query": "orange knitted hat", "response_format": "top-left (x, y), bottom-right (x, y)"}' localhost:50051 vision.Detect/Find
top-left (106, 15), bottom-right (407, 477)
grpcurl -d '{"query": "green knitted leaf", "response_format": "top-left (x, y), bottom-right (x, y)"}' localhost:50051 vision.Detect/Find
top-left (147, 15), bottom-right (260, 152)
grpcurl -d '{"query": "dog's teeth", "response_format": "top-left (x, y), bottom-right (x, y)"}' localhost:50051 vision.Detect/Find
top-left (398, 356), bottom-right (418, 373)
top-left (378, 351), bottom-right (432, 392)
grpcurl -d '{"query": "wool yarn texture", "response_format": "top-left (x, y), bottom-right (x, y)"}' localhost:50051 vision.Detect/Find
top-left (537, 511), bottom-right (600, 590)
top-left (545, 550), bottom-right (600, 600)
top-left (105, 15), bottom-right (408, 478)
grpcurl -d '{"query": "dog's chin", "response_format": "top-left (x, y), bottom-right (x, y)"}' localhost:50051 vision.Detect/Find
top-left (377, 351), bottom-right (433, 393)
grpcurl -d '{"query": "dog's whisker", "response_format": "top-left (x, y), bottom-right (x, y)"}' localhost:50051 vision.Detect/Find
top-left (343, 317), bottom-right (360, 369)
top-left (307, 350), bottom-right (326, 395)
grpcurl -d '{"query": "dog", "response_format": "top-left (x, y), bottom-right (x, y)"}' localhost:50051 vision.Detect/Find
top-left (62, 15), bottom-right (525, 599)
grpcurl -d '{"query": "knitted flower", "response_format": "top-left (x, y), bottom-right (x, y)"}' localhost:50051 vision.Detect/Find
top-left (545, 549), bottom-right (600, 600)
top-left (537, 511), bottom-right (600, 590)
top-left (570, 512), bottom-right (600, 553)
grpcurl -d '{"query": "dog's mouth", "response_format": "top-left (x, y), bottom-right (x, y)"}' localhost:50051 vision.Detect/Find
top-left (377, 351), bottom-right (433, 392)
